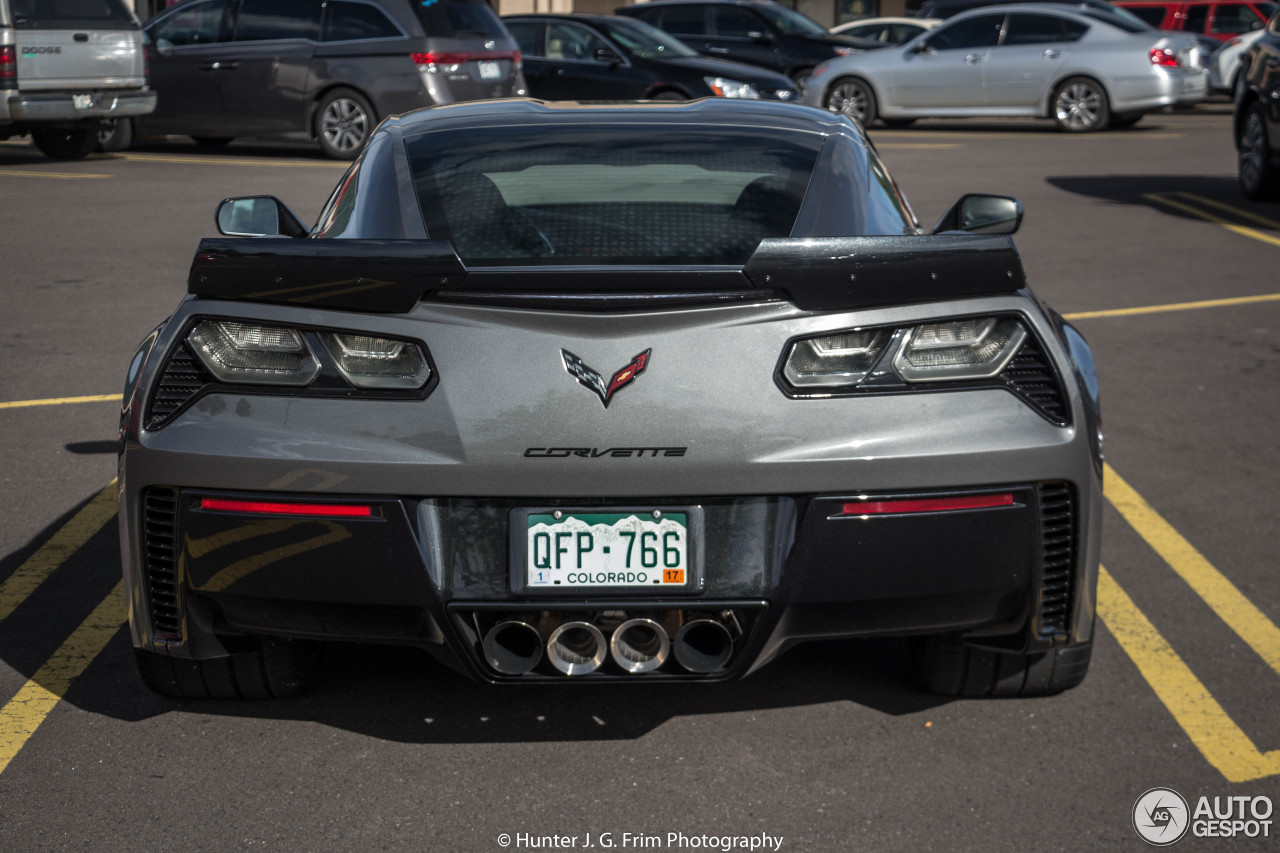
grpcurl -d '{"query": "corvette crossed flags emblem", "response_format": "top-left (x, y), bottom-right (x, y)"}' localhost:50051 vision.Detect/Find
top-left (561, 348), bottom-right (651, 408)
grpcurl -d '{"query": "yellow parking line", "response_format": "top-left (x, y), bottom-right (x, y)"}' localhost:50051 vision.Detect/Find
top-left (0, 394), bottom-right (119, 410)
top-left (115, 153), bottom-right (345, 169)
top-left (1105, 463), bottom-right (1280, 677)
top-left (0, 581), bottom-right (125, 776)
top-left (0, 169), bottom-right (111, 180)
top-left (1175, 192), bottom-right (1280, 230)
top-left (1144, 192), bottom-right (1280, 249)
top-left (1097, 566), bottom-right (1280, 783)
top-left (1063, 293), bottom-right (1280, 320)
top-left (872, 131), bottom-right (1183, 140)
top-left (0, 481), bottom-right (118, 624)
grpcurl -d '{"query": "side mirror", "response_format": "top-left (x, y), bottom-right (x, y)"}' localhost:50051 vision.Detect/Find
top-left (215, 195), bottom-right (308, 237)
top-left (909, 40), bottom-right (932, 54)
top-left (594, 47), bottom-right (622, 65)
top-left (932, 194), bottom-right (1023, 235)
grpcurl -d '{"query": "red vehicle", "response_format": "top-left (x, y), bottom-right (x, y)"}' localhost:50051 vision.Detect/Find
top-left (1114, 0), bottom-right (1276, 41)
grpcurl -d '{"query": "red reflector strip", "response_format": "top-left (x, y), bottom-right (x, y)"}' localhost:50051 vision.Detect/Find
top-left (412, 50), bottom-right (518, 65)
top-left (840, 493), bottom-right (1015, 516)
top-left (199, 498), bottom-right (373, 518)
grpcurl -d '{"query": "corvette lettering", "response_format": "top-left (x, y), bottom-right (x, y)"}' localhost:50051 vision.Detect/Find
top-left (561, 348), bottom-right (650, 408)
top-left (524, 447), bottom-right (687, 458)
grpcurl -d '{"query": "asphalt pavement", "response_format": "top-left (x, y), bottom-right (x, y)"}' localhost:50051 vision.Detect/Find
top-left (1, 107), bottom-right (1277, 852)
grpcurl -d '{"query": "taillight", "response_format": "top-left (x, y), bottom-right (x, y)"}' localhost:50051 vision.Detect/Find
top-left (0, 46), bottom-right (17, 89)
top-left (198, 498), bottom-right (374, 518)
top-left (839, 493), bottom-right (1016, 516)
top-left (1149, 47), bottom-right (1179, 67)
top-left (412, 49), bottom-right (520, 71)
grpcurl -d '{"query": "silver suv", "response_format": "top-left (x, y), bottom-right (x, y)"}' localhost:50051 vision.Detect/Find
top-left (0, 0), bottom-right (156, 159)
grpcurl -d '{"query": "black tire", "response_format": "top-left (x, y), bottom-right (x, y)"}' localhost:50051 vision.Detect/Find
top-left (912, 634), bottom-right (1092, 697)
top-left (1050, 76), bottom-right (1109, 133)
top-left (314, 87), bottom-right (375, 160)
top-left (96, 119), bottom-right (134, 152)
top-left (134, 638), bottom-right (317, 700)
top-left (881, 118), bottom-right (917, 129)
top-left (30, 127), bottom-right (97, 160)
top-left (649, 90), bottom-right (687, 101)
top-left (790, 66), bottom-right (815, 88)
top-left (825, 76), bottom-right (876, 126)
top-left (1239, 101), bottom-right (1280, 200)
top-left (1108, 112), bottom-right (1143, 130)
top-left (191, 135), bottom-right (234, 148)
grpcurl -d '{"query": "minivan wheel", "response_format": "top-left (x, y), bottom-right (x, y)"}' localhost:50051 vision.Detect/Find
top-left (316, 88), bottom-right (374, 160)
top-left (31, 127), bottom-right (98, 160)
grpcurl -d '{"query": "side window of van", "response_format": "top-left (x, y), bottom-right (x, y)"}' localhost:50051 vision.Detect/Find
top-left (234, 0), bottom-right (322, 41)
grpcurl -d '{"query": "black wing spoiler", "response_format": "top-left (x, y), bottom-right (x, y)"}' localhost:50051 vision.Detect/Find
top-left (188, 234), bottom-right (1025, 313)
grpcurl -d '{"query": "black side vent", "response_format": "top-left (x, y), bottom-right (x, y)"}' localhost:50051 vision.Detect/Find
top-left (146, 341), bottom-right (212, 429)
top-left (143, 488), bottom-right (181, 641)
top-left (1037, 482), bottom-right (1077, 638)
top-left (1002, 338), bottom-right (1069, 426)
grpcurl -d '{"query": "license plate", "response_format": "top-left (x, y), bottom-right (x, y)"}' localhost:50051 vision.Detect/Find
top-left (526, 511), bottom-right (688, 588)
top-left (72, 94), bottom-right (95, 110)
top-left (477, 60), bottom-right (501, 80)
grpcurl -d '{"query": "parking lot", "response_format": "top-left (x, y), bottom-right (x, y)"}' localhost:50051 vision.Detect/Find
top-left (1, 105), bottom-right (1278, 850)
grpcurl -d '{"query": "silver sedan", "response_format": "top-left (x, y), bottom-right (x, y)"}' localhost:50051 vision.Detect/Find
top-left (804, 2), bottom-right (1208, 132)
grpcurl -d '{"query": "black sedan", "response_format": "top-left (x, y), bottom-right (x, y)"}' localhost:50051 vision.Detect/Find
top-left (1236, 6), bottom-right (1280, 198)
top-left (503, 14), bottom-right (800, 102)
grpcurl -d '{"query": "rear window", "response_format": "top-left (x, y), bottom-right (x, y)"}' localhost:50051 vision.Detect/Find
top-left (414, 0), bottom-right (507, 39)
top-left (323, 1), bottom-right (403, 41)
top-left (9, 0), bottom-right (137, 30)
top-left (1082, 7), bottom-right (1154, 32)
top-left (405, 125), bottom-right (821, 266)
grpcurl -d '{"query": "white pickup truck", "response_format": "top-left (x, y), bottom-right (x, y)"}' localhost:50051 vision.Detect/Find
top-left (0, 0), bottom-right (156, 159)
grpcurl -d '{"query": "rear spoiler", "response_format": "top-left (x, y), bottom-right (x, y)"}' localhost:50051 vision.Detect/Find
top-left (188, 234), bottom-right (1026, 314)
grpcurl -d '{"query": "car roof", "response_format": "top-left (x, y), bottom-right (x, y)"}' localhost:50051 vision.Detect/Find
top-left (503, 13), bottom-right (625, 23)
top-left (379, 97), bottom-right (849, 136)
top-left (947, 2), bottom-right (1096, 16)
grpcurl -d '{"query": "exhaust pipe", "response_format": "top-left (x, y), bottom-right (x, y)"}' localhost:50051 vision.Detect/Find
top-left (547, 621), bottom-right (608, 676)
top-left (673, 614), bottom-right (735, 674)
top-left (483, 616), bottom-right (544, 675)
top-left (610, 617), bottom-right (670, 674)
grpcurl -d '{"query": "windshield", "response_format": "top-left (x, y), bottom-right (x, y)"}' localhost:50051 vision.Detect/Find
top-left (597, 17), bottom-right (700, 59)
top-left (752, 5), bottom-right (828, 35)
top-left (406, 124), bottom-right (821, 266)
top-left (9, 0), bottom-right (137, 30)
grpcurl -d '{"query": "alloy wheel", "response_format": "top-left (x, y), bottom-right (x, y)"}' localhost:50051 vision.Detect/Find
top-left (1054, 83), bottom-right (1103, 132)
top-left (321, 98), bottom-right (369, 155)
top-left (827, 81), bottom-right (869, 123)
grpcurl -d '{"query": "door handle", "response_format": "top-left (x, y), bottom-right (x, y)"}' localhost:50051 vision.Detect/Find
top-left (964, 54), bottom-right (984, 64)
top-left (197, 61), bottom-right (240, 71)
top-left (1044, 49), bottom-right (1062, 59)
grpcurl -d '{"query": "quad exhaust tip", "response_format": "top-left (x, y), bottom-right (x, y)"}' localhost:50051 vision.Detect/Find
top-left (483, 618), bottom-right (544, 675)
top-left (609, 617), bottom-right (670, 674)
top-left (547, 621), bottom-right (608, 676)
top-left (673, 617), bottom-right (734, 674)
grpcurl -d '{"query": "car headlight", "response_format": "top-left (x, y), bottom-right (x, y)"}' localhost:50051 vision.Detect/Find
top-left (704, 77), bottom-right (761, 99)
top-left (188, 320), bottom-right (320, 386)
top-left (782, 316), bottom-right (1029, 388)
top-left (320, 332), bottom-right (431, 390)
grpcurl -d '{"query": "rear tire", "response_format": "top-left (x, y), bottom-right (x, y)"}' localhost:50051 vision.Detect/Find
top-left (912, 634), bottom-right (1092, 697)
top-left (1051, 76), bottom-right (1109, 133)
top-left (30, 127), bottom-right (97, 160)
top-left (134, 638), bottom-right (317, 700)
top-left (1239, 101), bottom-right (1280, 200)
top-left (825, 77), bottom-right (876, 126)
top-left (96, 119), bottom-right (134, 152)
top-left (790, 66), bottom-right (815, 88)
top-left (650, 90), bottom-right (687, 101)
top-left (315, 87), bottom-right (375, 160)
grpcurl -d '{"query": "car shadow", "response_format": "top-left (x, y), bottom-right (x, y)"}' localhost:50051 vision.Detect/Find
top-left (1046, 174), bottom-right (1280, 227)
top-left (2, 492), bottom-right (953, 746)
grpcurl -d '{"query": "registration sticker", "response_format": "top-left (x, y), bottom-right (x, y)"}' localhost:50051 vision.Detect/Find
top-left (526, 511), bottom-right (688, 588)
top-left (477, 60), bottom-right (502, 80)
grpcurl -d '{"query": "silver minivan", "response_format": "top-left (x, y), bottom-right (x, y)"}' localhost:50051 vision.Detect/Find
top-left (0, 0), bottom-right (156, 159)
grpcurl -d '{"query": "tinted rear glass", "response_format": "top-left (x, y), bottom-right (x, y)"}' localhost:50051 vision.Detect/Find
top-left (1082, 7), bottom-right (1153, 32)
top-left (406, 125), bottom-right (821, 266)
top-left (234, 0), bottom-right (320, 40)
top-left (9, 0), bottom-right (136, 30)
top-left (414, 0), bottom-right (507, 39)
top-left (323, 1), bottom-right (402, 41)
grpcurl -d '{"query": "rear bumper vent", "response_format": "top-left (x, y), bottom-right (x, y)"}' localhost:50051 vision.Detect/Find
top-left (142, 488), bottom-right (181, 641)
top-left (1036, 481), bottom-right (1077, 638)
top-left (146, 341), bottom-right (212, 429)
top-left (1003, 338), bottom-right (1069, 426)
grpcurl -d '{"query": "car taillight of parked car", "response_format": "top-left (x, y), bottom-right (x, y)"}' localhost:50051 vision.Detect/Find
top-left (413, 50), bottom-right (521, 72)
top-left (1149, 47), bottom-right (1179, 67)
top-left (0, 46), bottom-right (17, 89)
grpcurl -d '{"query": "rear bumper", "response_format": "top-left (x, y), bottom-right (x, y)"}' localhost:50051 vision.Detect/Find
top-left (1111, 68), bottom-right (1209, 113)
top-left (4, 88), bottom-right (156, 122)
top-left (121, 480), bottom-right (1098, 683)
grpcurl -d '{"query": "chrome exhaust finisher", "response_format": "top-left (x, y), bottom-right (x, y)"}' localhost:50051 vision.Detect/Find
top-left (547, 621), bottom-right (608, 676)
top-left (609, 617), bottom-right (670, 674)
top-left (673, 617), bottom-right (734, 674)
top-left (483, 617), bottom-right (544, 675)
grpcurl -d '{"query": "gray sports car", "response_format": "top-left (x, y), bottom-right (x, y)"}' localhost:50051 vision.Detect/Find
top-left (118, 98), bottom-right (1102, 700)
